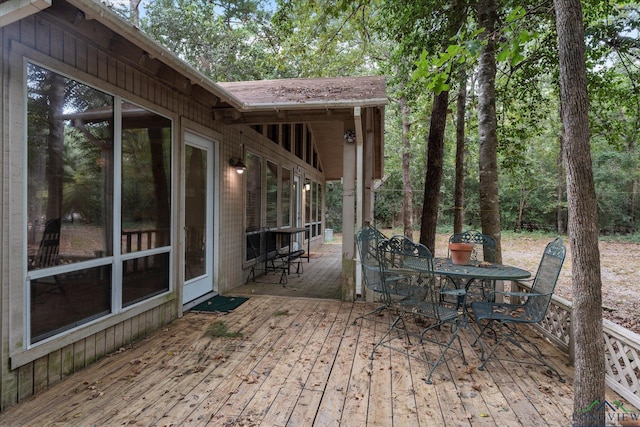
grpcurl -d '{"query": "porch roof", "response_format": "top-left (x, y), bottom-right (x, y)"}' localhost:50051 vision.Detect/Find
top-left (218, 77), bottom-right (387, 180)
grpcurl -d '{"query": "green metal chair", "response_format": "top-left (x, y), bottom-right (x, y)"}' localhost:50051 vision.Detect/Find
top-left (448, 230), bottom-right (498, 302)
top-left (471, 237), bottom-right (566, 382)
top-left (448, 229), bottom-right (497, 262)
top-left (370, 235), bottom-right (467, 384)
top-left (353, 224), bottom-right (402, 324)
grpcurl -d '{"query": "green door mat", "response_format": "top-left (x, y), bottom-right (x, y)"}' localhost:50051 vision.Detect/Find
top-left (191, 295), bottom-right (248, 313)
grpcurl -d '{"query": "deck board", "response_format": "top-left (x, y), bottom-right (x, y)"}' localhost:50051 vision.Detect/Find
top-left (0, 292), bottom-right (635, 426)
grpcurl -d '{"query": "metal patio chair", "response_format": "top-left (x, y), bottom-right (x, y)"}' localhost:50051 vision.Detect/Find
top-left (471, 237), bottom-right (566, 382)
top-left (448, 230), bottom-right (498, 302)
top-left (370, 235), bottom-right (467, 384)
top-left (352, 224), bottom-right (396, 324)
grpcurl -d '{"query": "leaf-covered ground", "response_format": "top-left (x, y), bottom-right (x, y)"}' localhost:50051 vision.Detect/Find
top-left (500, 234), bottom-right (640, 335)
top-left (432, 233), bottom-right (640, 335)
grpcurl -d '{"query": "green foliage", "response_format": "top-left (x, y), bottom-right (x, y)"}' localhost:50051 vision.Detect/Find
top-left (141, 0), bottom-right (281, 81)
top-left (271, 0), bottom-right (381, 77)
top-left (325, 181), bottom-right (343, 233)
top-left (413, 28), bottom-right (483, 94)
top-left (593, 148), bottom-right (640, 233)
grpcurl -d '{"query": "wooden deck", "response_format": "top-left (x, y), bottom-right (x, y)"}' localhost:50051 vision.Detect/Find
top-left (1, 242), bottom-right (633, 426)
top-left (0, 293), bottom-right (630, 426)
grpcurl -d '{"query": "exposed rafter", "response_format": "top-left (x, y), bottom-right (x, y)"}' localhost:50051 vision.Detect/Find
top-left (215, 108), bottom-right (355, 125)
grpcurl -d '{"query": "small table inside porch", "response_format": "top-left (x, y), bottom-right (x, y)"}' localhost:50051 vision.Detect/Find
top-left (271, 227), bottom-right (310, 275)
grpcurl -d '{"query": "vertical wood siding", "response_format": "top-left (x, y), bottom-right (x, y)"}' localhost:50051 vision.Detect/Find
top-left (0, 10), bottom-right (215, 410)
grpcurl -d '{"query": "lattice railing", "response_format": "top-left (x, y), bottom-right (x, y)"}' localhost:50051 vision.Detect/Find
top-left (513, 280), bottom-right (640, 410)
top-left (603, 318), bottom-right (640, 409)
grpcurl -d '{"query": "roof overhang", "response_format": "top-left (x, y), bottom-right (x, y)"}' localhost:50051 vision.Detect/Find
top-left (218, 77), bottom-right (387, 181)
top-left (0, 0), bottom-right (50, 28)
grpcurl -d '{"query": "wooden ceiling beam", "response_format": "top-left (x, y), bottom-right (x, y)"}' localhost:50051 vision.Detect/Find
top-left (216, 109), bottom-right (354, 125)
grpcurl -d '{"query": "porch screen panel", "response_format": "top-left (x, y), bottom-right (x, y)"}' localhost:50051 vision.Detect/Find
top-left (30, 265), bottom-right (112, 343)
top-left (266, 161), bottom-right (277, 228)
top-left (312, 181), bottom-right (318, 236)
top-left (304, 178), bottom-right (311, 232)
top-left (27, 64), bottom-right (115, 344)
top-left (123, 253), bottom-right (170, 307)
top-left (245, 152), bottom-right (262, 230)
top-left (317, 183), bottom-right (323, 237)
top-left (27, 63), bottom-right (114, 266)
top-left (184, 144), bottom-right (207, 281)
top-left (26, 63), bottom-right (173, 345)
top-left (281, 168), bottom-right (291, 227)
top-left (120, 101), bottom-right (172, 254)
top-left (295, 125), bottom-right (303, 160)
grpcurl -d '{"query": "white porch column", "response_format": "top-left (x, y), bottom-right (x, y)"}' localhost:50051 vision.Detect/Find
top-left (341, 110), bottom-right (359, 301)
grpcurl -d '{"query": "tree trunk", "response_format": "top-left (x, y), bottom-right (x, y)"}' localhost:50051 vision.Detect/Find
top-left (554, 0), bottom-right (605, 424)
top-left (400, 96), bottom-right (414, 240)
top-left (149, 128), bottom-right (171, 247)
top-left (454, 71), bottom-right (467, 234)
top-left (419, 90), bottom-right (449, 255)
top-left (46, 72), bottom-right (65, 222)
top-left (557, 118), bottom-right (566, 234)
top-left (130, 0), bottom-right (142, 25)
top-left (477, 0), bottom-right (502, 263)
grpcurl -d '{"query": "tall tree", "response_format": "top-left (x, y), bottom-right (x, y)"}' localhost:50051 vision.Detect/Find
top-left (419, 90), bottom-right (449, 253)
top-left (454, 70), bottom-right (467, 233)
top-left (399, 93), bottom-right (414, 240)
top-left (477, 0), bottom-right (502, 262)
top-left (554, 0), bottom-right (605, 424)
top-left (414, 0), bottom-right (469, 254)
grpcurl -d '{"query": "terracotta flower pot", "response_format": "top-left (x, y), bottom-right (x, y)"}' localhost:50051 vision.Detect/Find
top-left (449, 242), bottom-right (474, 265)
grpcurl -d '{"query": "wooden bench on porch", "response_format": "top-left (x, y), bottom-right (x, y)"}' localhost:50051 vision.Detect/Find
top-left (245, 228), bottom-right (306, 286)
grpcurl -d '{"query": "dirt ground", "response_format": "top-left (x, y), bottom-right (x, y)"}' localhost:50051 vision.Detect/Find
top-left (430, 233), bottom-right (640, 335)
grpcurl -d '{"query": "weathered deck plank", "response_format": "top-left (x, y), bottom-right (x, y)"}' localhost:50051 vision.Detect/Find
top-left (102, 298), bottom-right (275, 424)
top-left (211, 299), bottom-right (333, 425)
top-left (312, 303), bottom-right (366, 426)
top-left (0, 294), bottom-right (635, 427)
top-left (142, 297), bottom-right (313, 426)
top-left (282, 302), bottom-right (352, 426)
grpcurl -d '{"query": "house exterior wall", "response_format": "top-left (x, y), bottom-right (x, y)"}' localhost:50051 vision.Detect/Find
top-left (0, 8), bottom-right (326, 411)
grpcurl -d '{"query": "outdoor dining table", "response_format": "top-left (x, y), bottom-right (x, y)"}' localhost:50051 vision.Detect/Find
top-left (403, 256), bottom-right (532, 357)
top-left (403, 257), bottom-right (532, 302)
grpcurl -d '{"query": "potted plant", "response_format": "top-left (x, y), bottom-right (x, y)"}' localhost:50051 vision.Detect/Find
top-left (449, 242), bottom-right (474, 265)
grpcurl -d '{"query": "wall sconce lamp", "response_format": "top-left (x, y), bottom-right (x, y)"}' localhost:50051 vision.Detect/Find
top-left (305, 183), bottom-right (311, 191)
top-left (229, 156), bottom-right (246, 174)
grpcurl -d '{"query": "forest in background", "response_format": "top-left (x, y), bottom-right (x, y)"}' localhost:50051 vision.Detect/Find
top-left (111, 0), bottom-right (640, 236)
